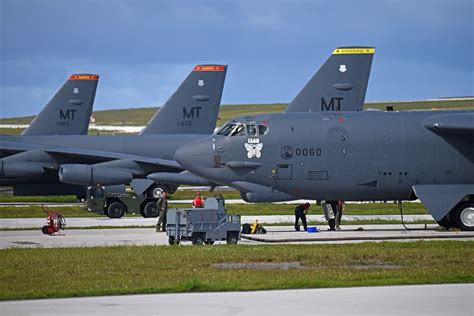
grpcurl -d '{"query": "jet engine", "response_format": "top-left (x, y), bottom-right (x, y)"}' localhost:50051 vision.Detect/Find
top-left (0, 160), bottom-right (44, 178)
top-left (58, 164), bottom-right (133, 186)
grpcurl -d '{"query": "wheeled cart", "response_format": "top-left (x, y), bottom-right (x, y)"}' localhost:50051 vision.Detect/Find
top-left (166, 198), bottom-right (241, 245)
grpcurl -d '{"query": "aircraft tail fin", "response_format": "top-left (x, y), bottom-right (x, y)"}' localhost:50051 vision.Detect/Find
top-left (140, 65), bottom-right (227, 135)
top-left (285, 47), bottom-right (374, 113)
top-left (22, 74), bottom-right (99, 136)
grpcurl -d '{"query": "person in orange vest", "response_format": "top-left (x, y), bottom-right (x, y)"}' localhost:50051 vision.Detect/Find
top-left (192, 192), bottom-right (204, 208)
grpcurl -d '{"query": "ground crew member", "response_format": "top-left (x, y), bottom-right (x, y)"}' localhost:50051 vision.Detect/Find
top-left (335, 200), bottom-right (345, 230)
top-left (294, 202), bottom-right (310, 231)
top-left (192, 192), bottom-right (204, 208)
top-left (156, 192), bottom-right (168, 232)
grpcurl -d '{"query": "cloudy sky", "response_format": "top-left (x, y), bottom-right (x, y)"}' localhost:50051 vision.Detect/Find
top-left (0, 0), bottom-right (472, 117)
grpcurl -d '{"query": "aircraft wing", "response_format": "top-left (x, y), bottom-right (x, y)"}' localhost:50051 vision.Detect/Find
top-left (0, 140), bottom-right (38, 157)
top-left (45, 147), bottom-right (182, 169)
top-left (423, 113), bottom-right (474, 139)
top-left (423, 113), bottom-right (474, 162)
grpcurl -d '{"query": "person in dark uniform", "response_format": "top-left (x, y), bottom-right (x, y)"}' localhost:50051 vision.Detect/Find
top-left (294, 202), bottom-right (310, 231)
top-left (335, 200), bottom-right (345, 230)
top-left (156, 192), bottom-right (169, 232)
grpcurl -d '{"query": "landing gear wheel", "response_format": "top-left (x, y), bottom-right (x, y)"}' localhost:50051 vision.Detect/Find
top-left (142, 201), bottom-right (159, 218)
top-left (41, 226), bottom-right (49, 235)
top-left (205, 240), bottom-right (215, 245)
top-left (168, 236), bottom-right (179, 245)
top-left (147, 184), bottom-right (168, 198)
top-left (192, 234), bottom-right (204, 245)
top-left (449, 202), bottom-right (474, 231)
top-left (226, 232), bottom-right (238, 245)
top-left (107, 202), bottom-right (126, 219)
top-left (437, 215), bottom-right (451, 229)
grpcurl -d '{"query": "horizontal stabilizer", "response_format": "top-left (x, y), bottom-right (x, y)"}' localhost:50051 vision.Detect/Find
top-left (285, 47), bottom-right (374, 113)
top-left (147, 171), bottom-right (214, 186)
top-left (413, 184), bottom-right (474, 220)
top-left (140, 65), bottom-right (227, 135)
top-left (22, 74), bottom-right (99, 136)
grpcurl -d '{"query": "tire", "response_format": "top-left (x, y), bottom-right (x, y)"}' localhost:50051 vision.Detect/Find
top-left (147, 184), bottom-right (168, 198)
top-left (107, 202), bottom-right (126, 219)
top-left (168, 236), bottom-right (178, 245)
top-left (142, 201), bottom-right (159, 218)
top-left (205, 240), bottom-right (215, 245)
top-left (42, 226), bottom-right (49, 235)
top-left (192, 233), bottom-right (204, 245)
top-left (449, 202), bottom-right (474, 231)
top-left (226, 232), bottom-right (238, 245)
top-left (437, 215), bottom-right (451, 229)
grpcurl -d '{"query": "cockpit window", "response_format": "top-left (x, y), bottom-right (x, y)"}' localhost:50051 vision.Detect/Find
top-left (246, 124), bottom-right (257, 136)
top-left (216, 123), bottom-right (236, 136)
top-left (258, 125), bottom-right (268, 135)
top-left (216, 122), bottom-right (263, 137)
top-left (231, 124), bottom-right (246, 136)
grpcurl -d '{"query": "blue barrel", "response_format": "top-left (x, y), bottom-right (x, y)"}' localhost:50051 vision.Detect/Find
top-left (307, 226), bottom-right (318, 233)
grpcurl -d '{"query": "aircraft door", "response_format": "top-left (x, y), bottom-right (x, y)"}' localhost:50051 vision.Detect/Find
top-left (276, 164), bottom-right (292, 180)
top-left (274, 118), bottom-right (310, 186)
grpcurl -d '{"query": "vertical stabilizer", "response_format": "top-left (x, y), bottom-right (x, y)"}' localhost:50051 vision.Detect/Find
top-left (285, 47), bottom-right (374, 112)
top-left (22, 74), bottom-right (99, 135)
top-left (140, 65), bottom-right (227, 135)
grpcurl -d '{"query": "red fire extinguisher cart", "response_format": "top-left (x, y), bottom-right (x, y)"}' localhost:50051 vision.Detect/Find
top-left (41, 210), bottom-right (66, 235)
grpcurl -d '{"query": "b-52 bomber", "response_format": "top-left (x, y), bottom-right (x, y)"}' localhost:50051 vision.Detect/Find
top-left (175, 52), bottom-right (474, 231)
top-left (148, 47), bottom-right (375, 185)
top-left (0, 65), bottom-right (227, 197)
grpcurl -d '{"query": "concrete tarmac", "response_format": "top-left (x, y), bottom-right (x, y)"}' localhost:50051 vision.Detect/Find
top-left (1, 225), bottom-right (473, 249)
top-left (1, 284), bottom-right (472, 316)
top-left (0, 214), bottom-right (434, 229)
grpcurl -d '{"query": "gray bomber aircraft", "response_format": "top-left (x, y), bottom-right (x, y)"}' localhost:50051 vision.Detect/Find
top-left (175, 109), bottom-right (474, 231)
top-left (148, 47), bottom-right (375, 185)
top-left (173, 51), bottom-right (473, 231)
top-left (0, 65), bottom-right (227, 197)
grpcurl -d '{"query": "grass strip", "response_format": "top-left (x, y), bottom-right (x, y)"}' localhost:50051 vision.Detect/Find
top-left (0, 241), bottom-right (472, 300)
top-left (0, 202), bottom-right (430, 218)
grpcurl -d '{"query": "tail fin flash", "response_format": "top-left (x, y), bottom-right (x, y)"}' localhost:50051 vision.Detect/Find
top-left (140, 65), bottom-right (227, 135)
top-left (22, 74), bottom-right (99, 135)
top-left (285, 47), bottom-right (374, 112)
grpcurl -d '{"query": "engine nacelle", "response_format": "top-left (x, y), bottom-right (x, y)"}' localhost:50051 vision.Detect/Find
top-left (59, 164), bottom-right (133, 186)
top-left (0, 160), bottom-right (44, 178)
top-left (240, 188), bottom-right (295, 203)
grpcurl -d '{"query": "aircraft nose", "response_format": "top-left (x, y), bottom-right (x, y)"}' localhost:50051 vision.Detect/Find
top-left (175, 138), bottom-right (213, 172)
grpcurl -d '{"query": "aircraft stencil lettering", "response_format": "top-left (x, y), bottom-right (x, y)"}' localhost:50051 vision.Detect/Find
top-left (321, 97), bottom-right (343, 111)
top-left (182, 106), bottom-right (202, 119)
top-left (59, 109), bottom-right (76, 120)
